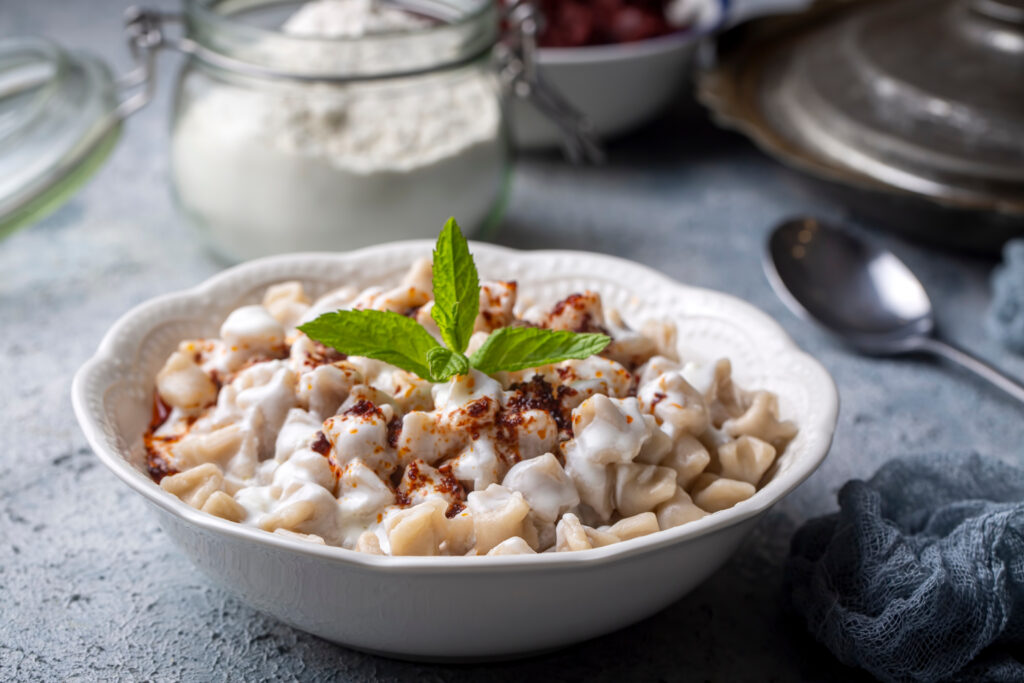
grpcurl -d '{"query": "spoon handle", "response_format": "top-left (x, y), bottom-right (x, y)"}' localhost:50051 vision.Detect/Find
top-left (918, 337), bottom-right (1024, 405)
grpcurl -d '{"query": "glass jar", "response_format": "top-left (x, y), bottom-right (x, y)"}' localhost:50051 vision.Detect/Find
top-left (0, 38), bottom-right (122, 240)
top-left (0, 1), bottom-right (596, 254)
top-left (169, 0), bottom-right (510, 261)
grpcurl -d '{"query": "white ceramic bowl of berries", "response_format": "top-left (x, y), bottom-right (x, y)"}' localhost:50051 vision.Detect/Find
top-left (510, 0), bottom-right (730, 148)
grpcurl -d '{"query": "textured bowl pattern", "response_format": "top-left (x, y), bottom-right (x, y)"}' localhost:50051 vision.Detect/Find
top-left (72, 242), bottom-right (837, 658)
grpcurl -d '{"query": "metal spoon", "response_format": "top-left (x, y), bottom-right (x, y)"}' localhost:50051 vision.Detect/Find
top-left (765, 216), bottom-right (1024, 405)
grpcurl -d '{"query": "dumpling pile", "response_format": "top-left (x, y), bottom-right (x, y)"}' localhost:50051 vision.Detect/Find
top-left (146, 259), bottom-right (797, 556)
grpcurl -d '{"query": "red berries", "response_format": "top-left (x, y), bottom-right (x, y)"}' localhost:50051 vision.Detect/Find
top-left (529, 0), bottom-right (680, 48)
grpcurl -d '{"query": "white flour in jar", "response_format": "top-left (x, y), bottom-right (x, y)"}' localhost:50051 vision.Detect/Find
top-left (171, 0), bottom-right (506, 260)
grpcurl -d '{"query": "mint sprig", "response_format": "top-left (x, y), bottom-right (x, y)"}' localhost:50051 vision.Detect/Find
top-left (469, 326), bottom-right (611, 374)
top-left (431, 218), bottom-right (479, 354)
top-left (298, 309), bottom-right (441, 380)
top-left (427, 347), bottom-right (470, 379)
top-left (298, 217), bottom-right (611, 383)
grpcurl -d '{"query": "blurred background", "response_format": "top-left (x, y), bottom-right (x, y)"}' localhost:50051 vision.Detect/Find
top-left (3, 0), bottom-right (1023, 679)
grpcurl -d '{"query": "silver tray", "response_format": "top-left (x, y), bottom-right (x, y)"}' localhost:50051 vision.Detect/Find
top-left (698, 0), bottom-right (1024, 251)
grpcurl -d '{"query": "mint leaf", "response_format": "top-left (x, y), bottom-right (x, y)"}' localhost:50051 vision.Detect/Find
top-left (298, 219), bottom-right (611, 384)
top-left (469, 327), bottom-right (611, 374)
top-left (431, 218), bottom-right (479, 354)
top-left (426, 347), bottom-right (470, 382)
top-left (299, 310), bottom-right (440, 379)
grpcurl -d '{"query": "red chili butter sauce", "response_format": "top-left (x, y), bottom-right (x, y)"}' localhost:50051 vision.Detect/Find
top-left (311, 431), bottom-right (331, 455)
top-left (506, 375), bottom-right (576, 435)
top-left (478, 282), bottom-right (517, 328)
top-left (393, 460), bottom-right (466, 514)
top-left (437, 464), bottom-right (466, 518)
top-left (344, 399), bottom-right (385, 420)
top-left (143, 393), bottom-right (179, 483)
top-left (436, 464), bottom-right (463, 496)
top-left (464, 397), bottom-right (491, 418)
top-left (489, 375), bottom-right (574, 466)
top-left (386, 416), bottom-right (402, 448)
top-left (549, 293), bottom-right (610, 335)
top-left (549, 292), bottom-right (586, 318)
top-left (306, 340), bottom-right (346, 367)
top-left (151, 393), bottom-right (172, 430)
top-left (393, 459), bottom-right (426, 508)
top-left (494, 408), bottom-right (524, 460)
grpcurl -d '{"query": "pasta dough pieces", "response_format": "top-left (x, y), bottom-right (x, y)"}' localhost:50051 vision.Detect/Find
top-left (722, 392), bottom-right (798, 451)
top-left (716, 436), bottom-right (776, 486)
top-left (691, 474), bottom-right (756, 513)
top-left (656, 488), bottom-right (707, 529)
top-left (145, 264), bottom-right (799, 556)
top-left (612, 463), bottom-right (677, 517)
top-left (569, 395), bottom-right (651, 465)
top-left (468, 484), bottom-right (535, 554)
top-left (156, 350), bottom-right (219, 411)
top-left (503, 453), bottom-right (579, 523)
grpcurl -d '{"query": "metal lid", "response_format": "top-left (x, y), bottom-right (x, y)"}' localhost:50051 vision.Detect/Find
top-left (0, 37), bottom-right (124, 239)
top-left (699, 0), bottom-right (1024, 216)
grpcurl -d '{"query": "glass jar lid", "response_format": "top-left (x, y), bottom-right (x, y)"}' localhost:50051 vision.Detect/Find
top-left (700, 0), bottom-right (1024, 215)
top-left (0, 37), bottom-right (123, 239)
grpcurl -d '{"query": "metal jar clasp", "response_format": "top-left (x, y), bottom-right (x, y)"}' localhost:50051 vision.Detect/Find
top-left (117, 3), bottom-right (603, 163)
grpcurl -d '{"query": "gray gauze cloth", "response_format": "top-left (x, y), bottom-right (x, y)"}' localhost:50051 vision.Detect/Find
top-left (988, 238), bottom-right (1024, 354)
top-left (786, 453), bottom-right (1024, 682)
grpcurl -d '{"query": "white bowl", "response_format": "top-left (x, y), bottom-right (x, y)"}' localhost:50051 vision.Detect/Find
top-left (72, 242), bottom-right (837, 660)
top-left (511, 0), bottom-right (729, 149)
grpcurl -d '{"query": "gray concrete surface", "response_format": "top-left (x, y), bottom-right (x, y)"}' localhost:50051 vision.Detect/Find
top-left (3, 1), bottom-right (1022, 681)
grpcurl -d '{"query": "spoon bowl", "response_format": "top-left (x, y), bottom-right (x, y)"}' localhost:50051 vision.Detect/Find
top-left (765, 217), bottom-right (935, 353)
top-left (765, 216), bottom-right (1024, 404)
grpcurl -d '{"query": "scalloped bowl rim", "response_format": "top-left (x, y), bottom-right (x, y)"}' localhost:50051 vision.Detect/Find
top-left (72, 241), bottom-right (837, 573)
